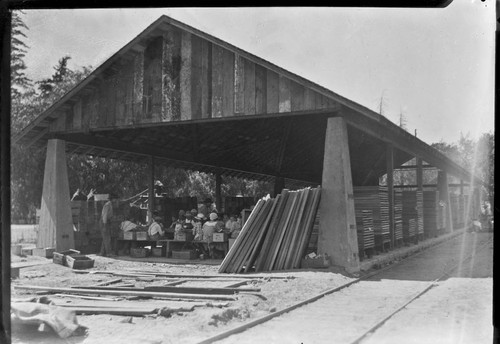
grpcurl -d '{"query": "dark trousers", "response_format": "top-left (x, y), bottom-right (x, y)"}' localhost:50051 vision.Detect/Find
top-left (100, 222), bottom-right (112, 256)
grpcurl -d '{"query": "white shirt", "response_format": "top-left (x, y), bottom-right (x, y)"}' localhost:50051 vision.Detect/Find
top-left (120, 221), bottom-right (137, 232)
top-left (148, 221), bottom-right (164, 236)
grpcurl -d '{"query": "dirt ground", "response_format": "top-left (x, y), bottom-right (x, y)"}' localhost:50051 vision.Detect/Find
top-left (10, 252), bottom-right (355, 344)
top-left (10, 232), bottom-right (492, 344)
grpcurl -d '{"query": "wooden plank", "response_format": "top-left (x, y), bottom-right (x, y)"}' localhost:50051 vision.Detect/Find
top-left (180, 31), bottom-right (192, 120)
top-left (255, 64), bottom-right (267, 114)
top-left (90, 278), bottom-right (123, 287)
top-left (190, 35), bottom-right (203, 120)
top-left (53, 294), bottom-right (120, 301)
top-left (201, 40), bottom-right (211, 119)
top-left (234, 54), bottom-right (245, 114)
top-left (387, 144), bottom-right (395, 249)
top-left (276, 191), bottom-right (304, 270)
top-left (266, 70), bottom-right (279, 114)
top-left (133, 50), bottom-right (144, 124)
top-left (74, 285), bottom-right (261, 294)
top-left (14, 285), bottom-right (237, 301)
top-left (81, 94), bottom-right (91, 132)
top-left (222, 48), bottom-right (235, 117)
top-left (211, 44), bottom-right (224, 118)
top-left (284, 188), bottom-right (311, 269)
top-left (115, 71), bottom-right (126, 126)
top-left (224, 280), bottom-right (253, 288)
top-left (108, 77), bottom-right (117, 126)
top-left (243, 57), bottom-right (256, 115)
top-left (65, 108), bottom-right (73, 131)
top-left (290, 81), bottom-right (305, 112)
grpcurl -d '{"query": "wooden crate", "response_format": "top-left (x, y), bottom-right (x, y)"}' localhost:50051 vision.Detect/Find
top-left (135, 231), bottom-right (149, 241)
top-left (66, 255), bottom-right (95, 269)
top-left (124, 231), bottom-right (135, 240)
top-left (151, 246), bottom-right (166, 257)
top-left (213, 232), bottom-right (228, 242)
top-left (52, 249), bottom-right (80, 266)
top-left (300, 255), bottom-right (330, 269)
top-left (174, 232), bottom-right (193, 242)
top-left (172, 250), bottom-right (197, 260)
top-left (33, 248), bottom-right (55, 258)
top-left (130, 247), bottom-right (149, 258)
top-left (21, 248), bottom-right (33, 256)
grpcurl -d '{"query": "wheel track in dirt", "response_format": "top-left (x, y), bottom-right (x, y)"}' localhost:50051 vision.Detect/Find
top-left (198, 232), bottom-right (492, 344)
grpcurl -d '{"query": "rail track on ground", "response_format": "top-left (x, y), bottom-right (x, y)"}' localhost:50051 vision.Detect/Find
top-left (198, 232), bottom-right (492, 344)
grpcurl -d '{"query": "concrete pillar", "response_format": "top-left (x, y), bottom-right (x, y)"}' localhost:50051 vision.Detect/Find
top-left (38, 139), bottom-right (74, 251)
top-left (215, 171), bottom-right (222, 212)
top-left (318, 117), bottom-right (359, 273)
top-left (386, 144), bottom-right (395, 248)
top-left (437, 171), bottom-right (453, 233)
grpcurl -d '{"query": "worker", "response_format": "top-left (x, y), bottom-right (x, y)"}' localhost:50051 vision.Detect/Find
top-left (148, 215), bottom-right (165, 240)
top-left (199, 198), bottom-right (214, 218)
top-left (193, 213), bottom-right (205, 241)
top-left (100, 193), bottom-right (115, 257)
top-left (226, 214), bottom-right (242, 238)
top-left (119, 214), bottom-right (138, 255)
top-left (202, 212), bottom-right (219, 258)
top-left (183, 211), bottom-right (195, 232)
top-left (190, 208), bottom-right (198, 218)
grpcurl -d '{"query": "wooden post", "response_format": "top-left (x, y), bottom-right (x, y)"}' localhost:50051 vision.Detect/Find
top-left (148, 156), bottom-right (155, 224)
top-left (38, 139), bottom-right (75, 251)
top-left (273, 176), bottom-right (285, 197)
top-left (318, 117), bottom-right (360, 273)
top-left (437, 170), bottom-right (453, 233)
top-left (386, 144), bottom-right (395, 249)
top-left (416, 158), bottom-right (423, 191)
top-left (215, 170), bottom-right (222, 212)
top-left (460, 180), bottom-right (464, 195)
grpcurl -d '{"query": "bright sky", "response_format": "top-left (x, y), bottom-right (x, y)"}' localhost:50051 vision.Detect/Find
top-left (19, 3), bottom-right (495, 145)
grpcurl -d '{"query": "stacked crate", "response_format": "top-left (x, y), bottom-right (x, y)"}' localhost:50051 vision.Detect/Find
top-left (353, 186), bottom-right (390, 251)
top-left (423, 190), bottom-right (439, 238)
top-left (394, 190), bottom-right (403, 242)
top-left (416, 190), bottom-right (424, 236)
top-left (355, 209), bottom-right (375, 259)
top-left (402, 191), bottom-right (419, 242)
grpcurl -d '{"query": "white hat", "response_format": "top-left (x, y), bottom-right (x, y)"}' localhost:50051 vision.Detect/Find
top-left (196, 213), bottom-right (205, 220)
top-left (209, 212), bottom-right (218, 221)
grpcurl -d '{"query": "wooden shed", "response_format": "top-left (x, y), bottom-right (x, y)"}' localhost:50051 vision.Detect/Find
top-left (13, 15), bottom-right (482, 272)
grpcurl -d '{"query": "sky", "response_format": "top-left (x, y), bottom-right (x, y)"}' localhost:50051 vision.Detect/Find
top-left (18, 3), bottom-right (495, 145)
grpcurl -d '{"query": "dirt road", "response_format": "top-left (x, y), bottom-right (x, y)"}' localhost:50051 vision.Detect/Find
top-left (213, 232), bottom-right (493, 344)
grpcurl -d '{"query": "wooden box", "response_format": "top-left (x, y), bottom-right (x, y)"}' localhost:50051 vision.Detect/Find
top-left (66, 255), bottom-right (95, 269)
top-left (213, 232), bottom-right (228, 242)
top-left (53, 249), bottom-right (80, 266)
top-left (130, 247), bottom-right (149, 258)
top-left (135, 231), bottom-right (149, 241)
top-left (11, 245), bottom-right (22, 256)
top-left (172, 250), bottom-right (197, 260)
top-left (33, 247), bottom-right (55, 258)
top-left (174, 232), bottom-right (193, 242)
top-left (123, 231), bottom-right (135, 240)
top-left (151, 246), bottom-right (166, 257)
top-left (21, 248), bottom-right (33, 256)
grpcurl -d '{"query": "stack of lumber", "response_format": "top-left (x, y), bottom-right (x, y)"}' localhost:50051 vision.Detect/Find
top-left (402, 190), bottom-right (423, 240)
top-left (355, 209), bottom-right (375, 255)
top-left (394, 190), bottom-right (403, 241)
top-left (219, 187), bottom-right (321, 273)
top-left (423, 190), bottom-right (439, 238)
top-left (409, 218), bottom-right (417, 238)
top-left (305, 210), bottom-right (320, 256)
top-left (353, 186), bottom-right (390, 249)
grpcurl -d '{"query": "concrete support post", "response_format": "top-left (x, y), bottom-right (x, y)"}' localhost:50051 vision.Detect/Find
top-left (386, 144), bottom-right (395, 249)
top-left (437, 170), bottom-right (453, 233)
top-left (38, 139), bottom-right (74, 251)
top-left (148, 156), bottom-right (155, 224)
top-left (318, 117), bottom-right (360, 273)
top-left (215, 170), bottom-right (222, 212)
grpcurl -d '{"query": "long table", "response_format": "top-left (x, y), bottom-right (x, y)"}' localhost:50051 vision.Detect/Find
top-left (117, 238), bottom-right (228, 258)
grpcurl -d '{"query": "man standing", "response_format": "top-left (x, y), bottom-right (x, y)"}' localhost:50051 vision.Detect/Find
top-left (100, 193), bottom-right (115, 257)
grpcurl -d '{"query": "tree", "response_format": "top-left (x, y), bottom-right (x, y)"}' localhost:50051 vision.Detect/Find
top-left (11, 11), bottom-right (32, 100)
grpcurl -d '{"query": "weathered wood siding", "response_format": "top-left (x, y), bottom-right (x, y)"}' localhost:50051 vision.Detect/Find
top-left (51, 25), bottom-right (338, 133)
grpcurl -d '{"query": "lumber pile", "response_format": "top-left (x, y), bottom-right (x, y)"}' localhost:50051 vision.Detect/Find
top-left (219, 187), bottom-right (321, 273)
top-left (353, 186), bottom-right (390, 249)
top-left (394, 190), bottom-right (403, 241)
top-left (423, 190), bottom-right (439, 238)
top-left (355, 209), bottom-right (375, 258)
top-left (402, 190), bottom-right (423, 241)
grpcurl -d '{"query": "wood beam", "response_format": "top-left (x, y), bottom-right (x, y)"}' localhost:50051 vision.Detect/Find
top-left (386, 143), bottom-right (395, 249)
top-left (274, 120), bottom-right (292, 174)
top-left (416, 157), bottom-right (423, 191)
top-left (148, 156), bottom-right (155, 224)
top-left (437, 171), bottom-right (453, 233)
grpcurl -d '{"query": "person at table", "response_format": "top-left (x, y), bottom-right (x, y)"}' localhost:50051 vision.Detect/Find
top-left (99, 193), bottom-right (116, 257)
top-left (183, 211), bottom-right (195, 232)
top-left (226, 214), bottom-right (242, 238)
top-left (199, 198), bottom-right (215, 219)
top-left (119, 214), bottom-right (138, 254)
top-left (193, 213), bottom-right (205, 241)
top-left (178, 209), bottom-right (186, 222)
top-left (215, 212), bottom-right (226, 232)
top-left (190, 208), bottom-right (198, 219)
top-left (148, 215), bottom-right (165, 240)
top-left (202, 212), bottom-right (220, 258)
